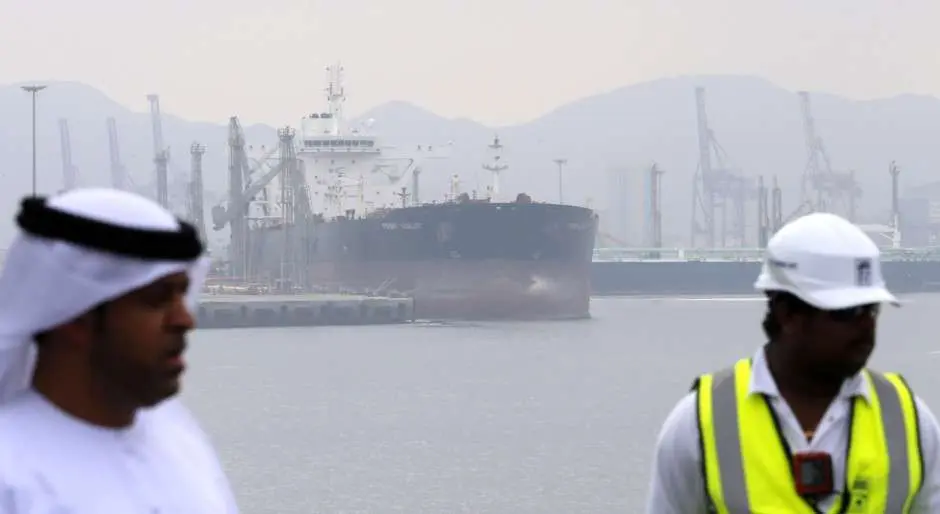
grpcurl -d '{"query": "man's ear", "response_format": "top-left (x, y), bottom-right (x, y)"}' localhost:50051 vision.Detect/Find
top-left (54, 312), bottom-right (100, 349)
top-left (772, 295), bottom-right (800, 336)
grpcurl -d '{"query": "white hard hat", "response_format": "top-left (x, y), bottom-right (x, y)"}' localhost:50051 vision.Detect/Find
top-left (754, 212), bottom-right (898, 309)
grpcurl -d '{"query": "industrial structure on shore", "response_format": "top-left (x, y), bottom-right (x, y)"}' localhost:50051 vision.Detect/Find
top-left (594, 87), bottom-right (940, 296)
top-left (51, 72), bottom-right (940, 306)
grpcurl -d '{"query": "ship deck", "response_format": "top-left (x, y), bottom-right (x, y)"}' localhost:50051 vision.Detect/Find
top-left (592, 247), bottom-right (940, 263)
top-left (196, 293), bottom-right (414, 328)
top-left (201, 293), bottom-right (387, 303)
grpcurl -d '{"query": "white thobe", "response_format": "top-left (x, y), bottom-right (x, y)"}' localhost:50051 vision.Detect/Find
top-left (0, 389), bottom-right (238, 513)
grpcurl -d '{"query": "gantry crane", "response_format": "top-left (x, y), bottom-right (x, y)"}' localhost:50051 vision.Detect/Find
top-left (790, 91), bottom-right (860, 221)
top-left (189, 142), bottom-right (207, 242)
top-left (756, 176), bottom-right (784, 247)
top-left (647, 163), bottom-right (664, 248)
top-left (690, 86), bottom-right (754, 247)
top-left (147, 94), bottom-right (169, 208)
top-left (58, 119), bottom-right (78, 190)
top-left (210, 117), bottom-right (288, 280)
top-left (106, 117), bottom-right (128, 190)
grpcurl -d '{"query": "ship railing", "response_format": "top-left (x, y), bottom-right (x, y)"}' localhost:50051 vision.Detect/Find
top-left (593, 246), bottom-right (940, 262)
top-left (202, 283), bottom-right (272, 295)
top-left (880, 247), bottom-right (940, 261)
top-left (593, 247), bottom-right (764, 262)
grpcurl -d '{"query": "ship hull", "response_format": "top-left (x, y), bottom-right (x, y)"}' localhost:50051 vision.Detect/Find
top-left (309, 260), bottom-right (591, 320)
top-left (249, 202), bottom-right (598, 321)
top-left (589, 260), bottom-right (940, 296)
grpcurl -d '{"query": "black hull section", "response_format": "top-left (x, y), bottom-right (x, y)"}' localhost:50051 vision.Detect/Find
top-left (249, 202), bottom-right (598, 320)
top-left (310, 260), bottom-right (591, 321)
top-left (589, 260), bottom-right (940, 296)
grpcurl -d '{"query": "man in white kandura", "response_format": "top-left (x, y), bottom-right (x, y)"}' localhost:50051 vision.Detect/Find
top-left (0, 188), bottom-right (238, 512)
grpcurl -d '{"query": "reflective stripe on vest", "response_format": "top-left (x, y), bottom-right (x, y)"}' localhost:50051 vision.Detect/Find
top-left (695, 358), bottom-right (924, 514)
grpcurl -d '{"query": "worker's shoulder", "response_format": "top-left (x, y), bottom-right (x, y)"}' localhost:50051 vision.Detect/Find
top-left (865, 369), bottom-right (929, 407)
top-left (864, 370), bottom-right (939, 431)
top-left (668, 390), bottom-right (699, 419)
top-left (656, 366), bottom-right (737, 441)
top-left (676, 365), bottom-right (734, 417)
top-left (656, 390), bottom-right (699, 445)
top-left (685, 365), bottom-right (734, 396)
top-left (911, 393), bottom-right (940, 432)
top-left (867, 368), bottom-right (915, 382)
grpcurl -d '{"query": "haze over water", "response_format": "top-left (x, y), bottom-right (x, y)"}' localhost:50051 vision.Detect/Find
top-left (182, 295), bottom-right (940, 513)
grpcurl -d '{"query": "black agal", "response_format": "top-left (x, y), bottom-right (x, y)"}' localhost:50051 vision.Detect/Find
top-left (16, 196), bottom-right (203, 261)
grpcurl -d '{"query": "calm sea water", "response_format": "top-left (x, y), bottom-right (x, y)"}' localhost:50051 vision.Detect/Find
top-left (181, 294), bottom-right (940, 513)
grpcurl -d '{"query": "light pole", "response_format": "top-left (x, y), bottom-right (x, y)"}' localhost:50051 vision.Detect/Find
top-left (21, 84), bottom-right (47, 196)
top-left (553, 158), bottom-right (567, 204)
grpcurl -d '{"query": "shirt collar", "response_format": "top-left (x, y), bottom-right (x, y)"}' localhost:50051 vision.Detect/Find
top-left (748, 345), bottom-right (871, 403)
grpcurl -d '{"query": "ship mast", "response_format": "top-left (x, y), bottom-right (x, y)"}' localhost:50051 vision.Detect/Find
top-left (482, 135), bottom-right (507, 201)
top-left (325, 63), bottom-right (345, 135)
top-left (287, 62), bottom-right (452, 219)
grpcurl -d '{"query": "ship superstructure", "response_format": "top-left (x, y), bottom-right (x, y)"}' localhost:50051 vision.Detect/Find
top-left (245, 63), bottom-right (448, 224)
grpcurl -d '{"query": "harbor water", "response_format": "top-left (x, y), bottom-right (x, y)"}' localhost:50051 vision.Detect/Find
top-left (182, 294), bottom-right (940, 513)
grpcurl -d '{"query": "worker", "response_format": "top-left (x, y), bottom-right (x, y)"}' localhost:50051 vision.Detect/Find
top-left (0, 189), bottom-right (238, 512)
top-left (645, 212), bottom-right (940, 513)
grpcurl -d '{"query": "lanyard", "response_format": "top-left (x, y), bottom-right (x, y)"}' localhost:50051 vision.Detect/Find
top-left (761, 394), bottom-right (855, 514)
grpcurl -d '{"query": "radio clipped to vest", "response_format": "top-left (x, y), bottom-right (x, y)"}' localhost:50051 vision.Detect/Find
top-left (794, 451), bottom-right (835, 498)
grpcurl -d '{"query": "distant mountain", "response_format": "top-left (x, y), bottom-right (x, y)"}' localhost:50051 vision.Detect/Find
top-left (1, 76), bottom-right (939, 247)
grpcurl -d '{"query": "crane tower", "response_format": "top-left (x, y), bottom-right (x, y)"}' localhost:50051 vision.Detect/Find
top-left (106, 117), bottom-right (128, 190)
top-left (792, 91), bottom-right (860, 220)
top-left (58, 119), bottom-right (78, 190)
top-left (147, 94), bottom-right (170, 208)
top-left (647, 163), bottom-right (664, 248)
top-left (690, 87), bottom-right (754, 247)
top-left (189, 142), bottom-right (207, 242)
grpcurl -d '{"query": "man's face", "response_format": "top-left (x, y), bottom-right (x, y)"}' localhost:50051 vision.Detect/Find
top-left (786, 302), bottom-right (879, 381)
top-left (90, 271), bottom-right (194, 407)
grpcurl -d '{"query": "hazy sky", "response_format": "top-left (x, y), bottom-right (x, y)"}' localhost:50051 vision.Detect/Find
top-left (1, 0), bottom-right (937, 127)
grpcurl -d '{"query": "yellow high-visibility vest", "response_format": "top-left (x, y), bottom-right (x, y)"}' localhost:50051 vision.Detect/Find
top-left (694, 358), bottom-right (924, 513)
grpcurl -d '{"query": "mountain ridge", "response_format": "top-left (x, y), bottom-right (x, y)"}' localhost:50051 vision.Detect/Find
top-left (1, 75), bottom-right (939, 247)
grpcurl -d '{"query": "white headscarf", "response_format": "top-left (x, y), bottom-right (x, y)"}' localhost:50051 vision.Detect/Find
top-left (0, 188), bottom-right (210, 403)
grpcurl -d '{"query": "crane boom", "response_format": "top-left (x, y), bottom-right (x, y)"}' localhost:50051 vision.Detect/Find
top-left (106, 117), bottom-right (127, 190)
top-left (147, 94), bottom-right (169, 207)
top-left (58, 119), bottom-right (77, 190)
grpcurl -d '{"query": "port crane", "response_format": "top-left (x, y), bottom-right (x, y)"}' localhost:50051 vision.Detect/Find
top-left (188, 142), bottom-right (207, 243)
top-left (647, 163), bottom-right (664, 248)
top-left (147, 94), bottom-right (170, 208)
top-left (756, 176), bottom-right (783, 247)
top-left (58, 119), bottom-right (78, 191)
top-left (690, 86), bottom-right (754, 248)
top-left (106, 117), bottom-right (129, 190)
top-left (210, 117), bottom-right (291, 281)
top-left (788, 91), bottom-right (860, 221)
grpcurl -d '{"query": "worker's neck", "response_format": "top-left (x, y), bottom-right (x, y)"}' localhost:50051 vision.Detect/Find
top-left (764, 342), bottom-right (842, 402)
top-left (32, 356), bottom-right (137, 429)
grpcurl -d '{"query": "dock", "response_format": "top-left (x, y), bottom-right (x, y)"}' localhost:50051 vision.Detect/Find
top-left (196, 294), bottom-right (414, 329)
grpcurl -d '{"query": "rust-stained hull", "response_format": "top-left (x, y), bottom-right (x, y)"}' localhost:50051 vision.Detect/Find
top-left (308, 259), bottom-right (592, 320)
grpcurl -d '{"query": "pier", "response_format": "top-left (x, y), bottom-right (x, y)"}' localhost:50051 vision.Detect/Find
top-left (196, 294), bottom-right (414, 329)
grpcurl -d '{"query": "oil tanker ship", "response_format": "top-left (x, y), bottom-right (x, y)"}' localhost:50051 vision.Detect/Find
top-left (219, 64), bottom-right (598, 320)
